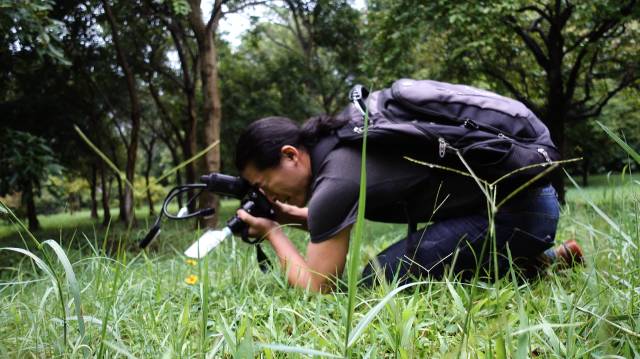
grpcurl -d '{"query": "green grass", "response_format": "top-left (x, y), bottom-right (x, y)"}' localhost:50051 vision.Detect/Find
top-left (1, 182), bottom-right (639, 357)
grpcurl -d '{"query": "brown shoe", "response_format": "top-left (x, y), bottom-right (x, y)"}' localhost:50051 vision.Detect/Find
top-left (552, 239), bottom-right (584, 269)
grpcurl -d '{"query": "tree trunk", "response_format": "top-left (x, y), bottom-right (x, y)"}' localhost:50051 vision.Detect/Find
top-left (189, 0), bottom-right (222, 227)
top-left (23, 182), bottom-right (40, 232)
top-left (545, 26), bottom-right (568, 204)
top-left (90, 164), bottom-right (99, 219)
top-left (547, 116), bottom-right (566, 203)
top-left (116, 173), bottom-right (126, 222)
top-left (581, 158), bottom-right (589, 187)
top-left (182, 139), bottom-right (197, 213)
top-left (155, 14), bottom-right (202, 212)
top-left (143, 138), bottom-right (156, 216)
top-left (100, 164), bottom-right (111, 227)
top-left (168, 145), bottom-right (184, 207)
top-left (103, 0), bottom-right (140, 226)
top-left (145, 174), bottom-right (155, 216)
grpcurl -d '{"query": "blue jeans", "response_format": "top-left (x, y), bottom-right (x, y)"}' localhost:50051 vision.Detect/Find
top-left (361, 184), bottom-right (560, 285)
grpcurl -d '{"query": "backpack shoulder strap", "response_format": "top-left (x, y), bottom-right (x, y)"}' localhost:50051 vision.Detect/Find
top-left (310, 135), bottom-right (340, 180)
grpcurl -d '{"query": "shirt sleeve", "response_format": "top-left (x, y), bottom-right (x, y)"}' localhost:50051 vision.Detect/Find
top-left (307, 175), bottom-right (359, 243)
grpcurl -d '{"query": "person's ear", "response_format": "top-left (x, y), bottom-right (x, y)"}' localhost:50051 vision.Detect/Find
top-left (281, 145), bottom-right (299, 161)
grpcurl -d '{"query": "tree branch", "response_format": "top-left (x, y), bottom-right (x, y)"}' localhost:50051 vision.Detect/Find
top-left (224, 0), bottom-right (268, 15)
top-left (564, 0), bottom-right (636, 55)
top-left (574, 76), bottom-right (636, 120)
top-left (503, 15), bottom-right (550, 71)
top-left (517, 5), bottom-right (551, 22)
top-left (260, 27), bottom-right (298, 53)
top-left (481, 60), bottom-right (542, 116)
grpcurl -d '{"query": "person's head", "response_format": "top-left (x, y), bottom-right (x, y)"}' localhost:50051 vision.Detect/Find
top-left (235, 115), bottom-right (347, 206)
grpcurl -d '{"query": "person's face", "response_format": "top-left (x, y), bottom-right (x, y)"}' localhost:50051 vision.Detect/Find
top-left (241, 145), bottom-right (311, 207)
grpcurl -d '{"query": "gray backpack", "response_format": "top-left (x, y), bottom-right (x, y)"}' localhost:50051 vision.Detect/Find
top-left (336, 79), bottom-right (560, 187)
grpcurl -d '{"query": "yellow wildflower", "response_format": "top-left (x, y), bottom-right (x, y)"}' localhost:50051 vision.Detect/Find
top-left (185, 259), bottom-right (197, 266)
top-left (184, 274), bottom-right (198, 285)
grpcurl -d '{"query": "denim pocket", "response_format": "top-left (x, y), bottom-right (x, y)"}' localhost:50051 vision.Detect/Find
top-left (498, 185), bottom-right (560, 220)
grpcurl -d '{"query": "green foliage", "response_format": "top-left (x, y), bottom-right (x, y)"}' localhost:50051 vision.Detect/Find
top-left (171, 0), bottom-right (190, 15)
top-left (0, 0), bottom-right (68, 64)
top-left (363, 0), bottom-right (444, 85)
top-left (133, 177), bottom-right (166, 205)
top-left (0, 129), bottom-right (62, 198)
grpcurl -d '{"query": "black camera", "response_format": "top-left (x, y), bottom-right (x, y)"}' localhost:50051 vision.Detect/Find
top-left (139, 173), bottom-right (275, 249)
top-left (199, 173), bottom-right (275, 235)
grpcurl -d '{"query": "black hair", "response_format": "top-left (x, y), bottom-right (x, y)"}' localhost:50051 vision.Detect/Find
top-left (235, 114), bottom-right (348, 171)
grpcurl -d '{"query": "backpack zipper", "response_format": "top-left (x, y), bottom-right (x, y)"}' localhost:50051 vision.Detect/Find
top-left (538, 148), bottom-right (552, 165)
top-left (439, 138), bottom-right (448, 158)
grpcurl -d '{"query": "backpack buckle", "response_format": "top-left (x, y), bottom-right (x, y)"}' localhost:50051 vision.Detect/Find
top-left (349, 84), bottom-right (370, 117)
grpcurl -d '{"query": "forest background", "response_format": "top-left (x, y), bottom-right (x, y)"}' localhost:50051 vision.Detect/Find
top-left (1, 0), bottom-right (638, 231)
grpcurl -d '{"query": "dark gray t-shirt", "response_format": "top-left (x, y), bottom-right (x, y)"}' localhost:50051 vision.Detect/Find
top-left (307, 144), bottom-right (486, 243)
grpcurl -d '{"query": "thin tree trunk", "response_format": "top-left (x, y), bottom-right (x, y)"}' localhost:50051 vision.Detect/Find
top-left (90, 164), bottom-right (99, 219)
top-left (102, 0), bottom-right (141, 225)
top-left (166, 18), bottom-right (199, 212)
top-left (116, 174), bottom-right (126, 222)
top-left (581, 158), bottom-right (589, 187)
top-left (143, 138), bottom-right (157, 216)
top-left (168, 145), bottom-right (184, 207)
top-left (548, 117), bottom-right (566, 203)
top-left (145, 174), bottom-right (154, 216)
top-left (100, 164), bottom-right (112, 227)
top-left (182, 139), bottom-right (197, 213)
top-left (23, 182), bottom-right (40, 232)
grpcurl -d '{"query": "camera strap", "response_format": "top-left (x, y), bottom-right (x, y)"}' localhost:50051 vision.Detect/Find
top-left (256, 245), bottom-right (271, 273)
top-left (239, 226), bottom-right (272, 272)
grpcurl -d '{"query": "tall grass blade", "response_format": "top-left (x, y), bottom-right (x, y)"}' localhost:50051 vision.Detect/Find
top-left (0, 247), bottom-right (55, 279)
top-left (42, 240), bottom-right (86, 340)
top-left (574, 305), bottom-right (640, 338)
top-left (2, 246), bottom-right (71, 350)
top-left (152, 140), bottom-right (220, 187)
top-left (510, 322), bottom-right (584, 336)
top-left (495, 336), bottom-right (507, 359)
top-left (564, 170), bottom-right (635, 249)
top-left (495, 163), bottom-right (558, 209)
top-left (347, 281), bottom-right (426, 348)
top-left (507, 249), bottom-right (530, 359)
top-left (257, 344), bottom-right (341, 358)
top-left (345, 106), bottom-right (370, 355)
top-left (97, 250), bottom-right (124, 358)
top-left (597, 121), bottom-right (640, 164)
top-left (74, 125), bottom-right (133, 191)
top-left (102, 340), bottom-right (138, 359)
top-left (200, 255), bottom-right (210, 356)
top-left (52, 316), bottom-right (122, 342)
top-left (445, 279), bottom-right (466, 315)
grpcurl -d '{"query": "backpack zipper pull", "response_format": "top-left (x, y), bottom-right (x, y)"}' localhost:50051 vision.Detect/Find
top-left (538, 148), bottom-right (552, 166)
top-left (438, 138), bottom-right (448, 158)
top-left (463, 118), bottom-right (479, 129)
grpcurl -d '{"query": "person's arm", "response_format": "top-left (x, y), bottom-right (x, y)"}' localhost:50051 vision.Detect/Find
top-left (237, 209), bottom-right (350, 293)
top-left (272, 201), bottom-right (309, 230)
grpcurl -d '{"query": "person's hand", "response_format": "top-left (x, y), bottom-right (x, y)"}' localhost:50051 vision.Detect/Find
top-left (272, 200), bottom-right (308, 229)
top-left (236, 209), bottom-right (282, 239)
